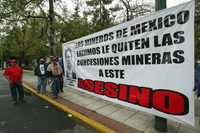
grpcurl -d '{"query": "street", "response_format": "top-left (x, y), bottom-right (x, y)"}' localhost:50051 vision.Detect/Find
top-left (0, 76), bottom-right (98, 133)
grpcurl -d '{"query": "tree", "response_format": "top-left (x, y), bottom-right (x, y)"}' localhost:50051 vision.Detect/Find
top-left (54, 0), bottom-right (92, 56)
top-left (196, 0), bottom-right (200, 60)
top-left (0, 0), bottom-right (59, 56)
top-left (111, 0), bottom-right (154, 22)
top-left (0, 0), bottom-right (92, 64)
top-left (48, 0), bottom-right (56, 56)
top-left (0, 18), bottom-right (49, 66)
top-left (86, 0), bottom-right (114, 32)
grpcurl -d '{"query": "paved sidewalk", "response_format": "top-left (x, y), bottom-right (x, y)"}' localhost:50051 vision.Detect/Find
top-left (0, 75), bottom-right (97, 133)
top-left (23, 72), bottom-right (200, 133)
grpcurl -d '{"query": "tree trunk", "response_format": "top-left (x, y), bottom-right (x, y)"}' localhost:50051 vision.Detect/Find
top-left (49, 0), bottom-right (56, 56)
top-left (19, 50), bottom-right (25, 67)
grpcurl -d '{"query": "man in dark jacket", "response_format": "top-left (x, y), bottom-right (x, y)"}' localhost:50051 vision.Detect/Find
top-left (34, 58), bottom-right (48, 94)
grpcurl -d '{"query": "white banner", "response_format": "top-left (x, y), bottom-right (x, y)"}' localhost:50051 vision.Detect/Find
top-left (63, 1), bottom-right (195, 125)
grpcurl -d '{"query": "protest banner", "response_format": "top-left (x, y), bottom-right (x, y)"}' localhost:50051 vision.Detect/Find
top-left (63, 1), bottom-right (195, 125)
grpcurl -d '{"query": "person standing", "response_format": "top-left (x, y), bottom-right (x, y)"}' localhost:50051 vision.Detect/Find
top-left (3, 58), bottom-right (24, 105)
top-left (47, 57), bottom-right (63, 98)
top-left (34, 58), bottom-right (48, 94)
top-left (58, 57), bottom-right (64, 93)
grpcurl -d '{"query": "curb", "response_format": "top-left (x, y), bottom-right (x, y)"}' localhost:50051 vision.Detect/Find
top-left (23, 83), bottom-right (117, 133)
top-left (23, 70), bottom-right (33, 73)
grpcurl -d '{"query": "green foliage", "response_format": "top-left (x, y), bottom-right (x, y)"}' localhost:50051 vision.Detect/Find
top-left (0, 0), bottom-right (114, 65)
top-left (196, 0), bottom-right (200, 60)
top-left (53, 2), bottom-right (93, 57)
top-left (2, 0), bottom-right (198, 66)
top-left (0, 18), bottom-right (49, 65)
top-left (86, 0), bottom-right (114, 32)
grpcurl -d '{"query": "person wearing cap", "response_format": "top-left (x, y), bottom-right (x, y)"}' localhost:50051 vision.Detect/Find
top-left (47, 57), bottom-right (63, 98)
top-left (3, 58), bottom-right (24, 104)
top-left (34, 58), bottom-right (48, 94)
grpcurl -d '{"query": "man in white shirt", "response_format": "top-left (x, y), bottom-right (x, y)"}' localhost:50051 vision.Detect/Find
top-left (47, 57), bottom-right (63, 98)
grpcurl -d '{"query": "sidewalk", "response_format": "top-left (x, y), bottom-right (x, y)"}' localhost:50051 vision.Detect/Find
top-left (23, 72), bottom-right (200, 133)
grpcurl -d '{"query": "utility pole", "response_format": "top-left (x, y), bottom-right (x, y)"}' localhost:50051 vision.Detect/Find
top-left (155, 0), bottom-right (166, 11)
top-left (154, 0), bottom-right (167, 132)
top-left (49, 0), bottom-right (56, 56)
top-left (0, 45), bottom-right (3, 69)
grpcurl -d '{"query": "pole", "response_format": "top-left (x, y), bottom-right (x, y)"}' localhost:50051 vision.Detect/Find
top-left (155, 0), bottom-right (166, 11)
top-left (0, 44), bottom-right (4, 70)
top-left (0, 47), bottom-right (2, 69)
top-left (154, 0), bottom-right (167, 132)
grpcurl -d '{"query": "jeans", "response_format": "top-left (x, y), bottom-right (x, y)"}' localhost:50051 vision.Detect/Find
top-left (37, 76), bottom-right (47, 93)
top-left (51, 76), bottom-right (60, 96)
top-left (10, 82), bottom-right (24, 101)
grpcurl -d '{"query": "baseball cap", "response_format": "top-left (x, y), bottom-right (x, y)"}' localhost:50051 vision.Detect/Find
top-left (9, 59), bottom-right (17, 64)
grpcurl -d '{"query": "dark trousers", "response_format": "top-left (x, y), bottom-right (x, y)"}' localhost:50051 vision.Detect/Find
top-left (51, 76), bottom-right (60, 96)
top-left (10, 82), bottom-right (24, 101)
top-left (59, 76), bottom-right (63, 92)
